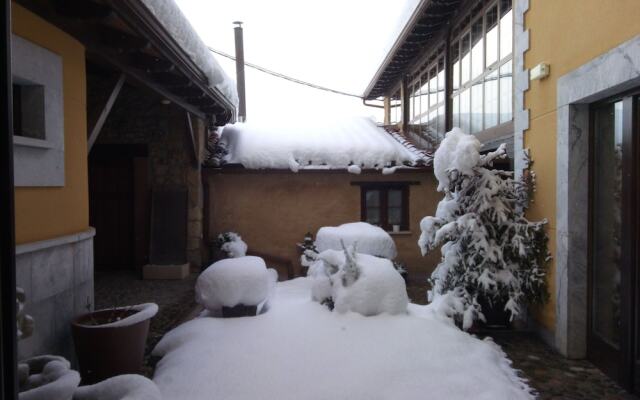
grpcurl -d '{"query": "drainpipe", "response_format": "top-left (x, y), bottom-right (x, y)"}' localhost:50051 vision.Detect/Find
top-left (233, 21), bottom-right (246, 122)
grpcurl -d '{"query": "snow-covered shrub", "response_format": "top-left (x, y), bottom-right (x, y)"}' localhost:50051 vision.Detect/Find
top-left (315, 222), bottom-right (397, 259)
top-left (196, 256), bottom-right (277, 312)
top-left (419, 128), bottom-right (549, 330)
top-left (309, 245), bottom-right (408, 316)
top-left (216, 232), bottom-right (248, 258)
top-left (297, 232), bottom-right (319, 269)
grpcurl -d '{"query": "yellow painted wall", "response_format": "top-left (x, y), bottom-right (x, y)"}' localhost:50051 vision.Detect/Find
top-left (12, 3), bottom-right (89, 244)
top-left (206, 170), bottom-right (441, 278)
top-left (524, 0), bottom-right (640, 330)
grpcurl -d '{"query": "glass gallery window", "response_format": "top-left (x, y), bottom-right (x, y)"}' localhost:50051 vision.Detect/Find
top-left (451, 0), bottom-right (513, 134)
top-left (408, 46), bottom-right (446, 143)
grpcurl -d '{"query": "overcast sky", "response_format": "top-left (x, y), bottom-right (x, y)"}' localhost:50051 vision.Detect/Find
top-left (175, 0), bottom-right (419, 124)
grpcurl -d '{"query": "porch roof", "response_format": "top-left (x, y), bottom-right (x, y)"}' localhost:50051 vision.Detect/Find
top-left (16, 0), bottom-right (238, 125)
top-left (363, 0), bottom-right (462, 100)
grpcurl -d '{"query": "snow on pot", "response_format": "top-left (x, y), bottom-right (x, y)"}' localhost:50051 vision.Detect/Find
top-left (196, 256), bottom-right (277, 317)
top-left (72, 374), bottom-right (161, 400)
top-left (18, 355), bottom-right (80, 400)
top-left (309, 246), bottom-right (409, 316)
top-left (71, 303), bottom-right (158, 384)
top-left (315, 222), bottom-right (397, 259)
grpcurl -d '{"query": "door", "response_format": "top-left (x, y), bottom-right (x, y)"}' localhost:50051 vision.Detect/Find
top-left (589, 94), bottom-right (639, 392)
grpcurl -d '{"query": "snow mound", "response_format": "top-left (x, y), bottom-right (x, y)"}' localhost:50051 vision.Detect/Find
top-left (219, 117), bottom-right (427, 171)
top-left (332, 251), bottom-right (408, 316)
top-left (196, 256), bottom-right (277, 311)
top-left (433, 127), bottom-right (481, 191)
top-left (18, 356), bottom-right (80, 400)
top-left (315, 222), bottom-right (397, 259)
top-left (73, 374), bottom-right (161, 400)
top-left (152, 278), bottom-right (534, 400)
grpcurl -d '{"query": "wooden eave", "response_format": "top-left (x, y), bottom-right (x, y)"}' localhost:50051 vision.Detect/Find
top-left (16, 0), bottom-right (236, 125)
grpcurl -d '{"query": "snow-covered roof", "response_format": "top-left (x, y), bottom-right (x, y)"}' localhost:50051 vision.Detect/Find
top-left (139, 0), bottom-right (239, 107)
top-left (212, 117), bottom-right (431, 172)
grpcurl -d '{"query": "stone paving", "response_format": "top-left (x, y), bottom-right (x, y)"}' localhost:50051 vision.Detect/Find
top-left (94, 269), bottom-right (198, 377)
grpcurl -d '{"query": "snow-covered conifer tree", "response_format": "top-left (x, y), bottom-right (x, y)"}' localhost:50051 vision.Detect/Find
top-left (419, 128), bottom-right (549, 330)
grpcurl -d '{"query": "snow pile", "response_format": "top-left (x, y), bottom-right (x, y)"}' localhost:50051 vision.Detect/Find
top-left (315, 222), bottom-right (397, 259)
top-left (196, 256), bottom-right (278, 311)
top-left (218, 117), bottom-right (428, 172)
top-left (433, 127), bottom-right (481, 191)
top-left (152, 278), bottom-right (534, 400)
top-left (73, 374), bottom-right (161, 400)
top-left (139, 0), bottom-right (238, 106)
top-left (217, 232), bottom-right (248, 258)
top-left (18, 356), bottom-right (80, 400)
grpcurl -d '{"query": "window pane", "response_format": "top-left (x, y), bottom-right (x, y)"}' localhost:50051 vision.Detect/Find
top-left (389, 189), bottom-right (402, 207)
top-left (452, 41), bottom-right (460, 91)
top-left (499, 60), bottom-right (513, 123)
top-left (460, 88), bottom-right (470, 133)
top-left (486, 6), bottom-right (499, 66)
top-left (471, 18), bottom-right (484, 80)
top-left (366, 190), bottom-right (380, 207)
top-left (437, 58), bottom-right (445, 104)
top-left (429, 67), bottom-right (438, 107)
top-left (471, 80), bottom-right (483, 133)
top-left (485, 70), bottom-right (498, 129)
top-left (500, 3), bottom-right (513, 59)
top-left (409, 88), bottom-right (415, 121)
top-left (461, 33), bottom-right (471, 85)
top-left (591, 101), bottom-right (623, 348)
top-left (438, 106), bottom-right (445, 136)
top-left (389, 207), bottom-right (402, 226)
top-left (366, 208), bottom-right (381, 225)
top-left (452, 94), bottom-right (460, 127)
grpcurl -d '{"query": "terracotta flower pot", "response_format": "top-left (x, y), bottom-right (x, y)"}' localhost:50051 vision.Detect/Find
top-left (71, 303), bottom-right (158, 384)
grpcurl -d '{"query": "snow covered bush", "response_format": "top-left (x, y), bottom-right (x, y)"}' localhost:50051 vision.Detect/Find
top-left (419, 128), bottom-right (549, 330)
top-left (216, 231), bottom-right (248, 258)
top-left (196, 256), bottom-right (277, 312)
top-left (297, 232), bottom-right (319, 269)
top-left (308, 244), bottom-right (408, 316)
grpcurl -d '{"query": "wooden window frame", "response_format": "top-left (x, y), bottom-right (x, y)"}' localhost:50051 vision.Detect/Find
top-left (359, 183), bottom-right (410, 232)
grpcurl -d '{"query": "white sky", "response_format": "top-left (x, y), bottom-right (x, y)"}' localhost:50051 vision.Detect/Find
top-left (175, 0), bottom-right (420, 124)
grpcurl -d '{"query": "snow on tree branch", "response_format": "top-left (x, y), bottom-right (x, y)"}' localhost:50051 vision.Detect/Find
top-left (419, 129), bottom-right (549, 330)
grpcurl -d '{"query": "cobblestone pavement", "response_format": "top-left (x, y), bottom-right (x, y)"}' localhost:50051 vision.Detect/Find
top-left (94, 269), bottom-right (198, 377)
top-left (406, 281), bottom-right (638, 399)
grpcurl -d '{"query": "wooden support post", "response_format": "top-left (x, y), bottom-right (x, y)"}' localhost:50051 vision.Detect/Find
top-left (186, 112), bottom-right (199, 166)
top-left (88, 73), bottom-right (125, 153)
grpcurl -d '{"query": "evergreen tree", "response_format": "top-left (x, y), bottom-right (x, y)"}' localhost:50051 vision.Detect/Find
top-left (419, 129), bottom-right (549, 329)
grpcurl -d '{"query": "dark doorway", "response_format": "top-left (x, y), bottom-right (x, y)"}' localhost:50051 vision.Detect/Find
top-left (89, 144), bottom-right (149, 270)
top-left (588, 93), bottom-right (639, 392)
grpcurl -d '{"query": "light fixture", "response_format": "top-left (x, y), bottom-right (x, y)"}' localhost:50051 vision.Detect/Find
top-left (160, 99), bottom-right (171, 105)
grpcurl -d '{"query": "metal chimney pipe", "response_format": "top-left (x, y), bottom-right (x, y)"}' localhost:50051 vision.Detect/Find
top-left (233, 21), bottom-right (246, 122)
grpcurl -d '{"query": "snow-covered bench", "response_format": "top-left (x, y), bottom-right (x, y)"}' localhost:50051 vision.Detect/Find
top-left (315, 222), bottom-right (397, 259)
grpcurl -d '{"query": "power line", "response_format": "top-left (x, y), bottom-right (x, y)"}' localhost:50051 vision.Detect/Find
top-left (208, 47), bottom-right (364, 99)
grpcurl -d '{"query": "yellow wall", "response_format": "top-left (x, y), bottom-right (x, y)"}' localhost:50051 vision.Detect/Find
top-left (12, 3), bottom-right (89, 244)
top-left (206, 170), bottom-right (441, 278)
top-left (524, 0), bottom-right (640, 330)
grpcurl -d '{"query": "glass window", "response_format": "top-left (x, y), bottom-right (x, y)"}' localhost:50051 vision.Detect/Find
top-left (437, 105), bottom-right (446, 137)
top-left (429, 66), bottom-right (438, 107)
top-left (471, 80), bottom-right (483, 133)
top-left (460, 88), bottom-right (470, 133)
top-left (437, 58), bottom-right (445, 104)
top-left (362, 187), bottom-right (409, 231)
top-left (500, 0), bottom-right (513, 60)
top-left (452, 41), bottom-right (460, 91)
top-left (484, 70), bottom-right (499, 129)
top-left (420, 76), bottom-right (429, 118)
top-left (461, 33), bottom-right (471, 85)
top-left (452, 94), bottom-right (460, 127)
top-left (471, 18), bottom-right (484, 80)
top-left (485, 6), bottom-right (499, 67)
top-left (499, 60), bottom-right (512, 123)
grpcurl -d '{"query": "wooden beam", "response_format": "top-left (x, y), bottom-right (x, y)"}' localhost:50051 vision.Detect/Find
top-left (52, 0), bottom-right (112, 19)
top-left (186, 112), bottom-right (199, 166)
top-left (88, 73), bottom-right (125, 153)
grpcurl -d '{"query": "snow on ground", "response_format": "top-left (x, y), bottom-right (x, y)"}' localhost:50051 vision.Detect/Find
top-left (315, 222), bottom-right (397, 259)
top-left (219, 117), bottom-right (427, 171)
top-left (153, 278), bottom-right (533, 400)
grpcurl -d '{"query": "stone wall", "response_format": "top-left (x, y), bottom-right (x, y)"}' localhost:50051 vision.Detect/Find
top-left (16, 229), bottom-right (95, 363)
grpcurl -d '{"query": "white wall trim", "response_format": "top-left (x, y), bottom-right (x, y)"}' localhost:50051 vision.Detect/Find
top-left (513, 0), bottom-right (530, 181)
